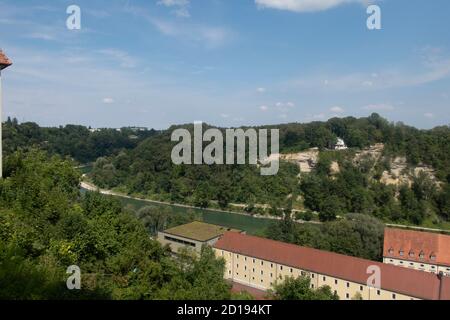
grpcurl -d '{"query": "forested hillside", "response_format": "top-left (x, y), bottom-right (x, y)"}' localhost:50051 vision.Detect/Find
top-left (2, 117), bottom-right (159, 163)
top-left (89, 114), bottom-right (450, 228)
top-left (0, 150), bottom-right (234, 299)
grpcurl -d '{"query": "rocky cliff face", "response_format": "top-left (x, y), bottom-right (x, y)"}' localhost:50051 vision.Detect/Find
top-left (278, 143), bottom-right (439, 187)
top-left (279, 148), bottom-right (319, 173)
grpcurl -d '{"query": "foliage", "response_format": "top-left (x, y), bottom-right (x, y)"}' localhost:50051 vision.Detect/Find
top-left (0, 150), bottom-right (231, 300)
top-left (266, 214), bottom-right (385, 261)
top-left (270, 276), bottom-right (339, 300)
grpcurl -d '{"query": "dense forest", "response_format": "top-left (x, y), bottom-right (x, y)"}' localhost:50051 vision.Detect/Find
top-left (88, 114), bottom-right (450, 228)
top-left (0, 150), bottom-right (237, 299)
top-left (0, 149), bottom-right (337, 300)
top-left (2, 117), bottom-right (159, 163)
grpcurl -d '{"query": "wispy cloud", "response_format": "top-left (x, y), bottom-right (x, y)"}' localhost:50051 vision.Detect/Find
top-left (288, 49), bottom-right (450, 92)
top-left (255, 0), bottom-right (371, 13)
top-left (362, 103), bottom-right (395, 111)
top-left (125, 4), bottom-right (233, 49)
top-left (158, 0), bottom-right (191, 18)
top-left (96, 49), bottom-right (137, 68)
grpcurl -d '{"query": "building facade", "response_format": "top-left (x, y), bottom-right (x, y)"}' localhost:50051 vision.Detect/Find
top-left (383, 228), bottom-right (450, 277)
top-left (214, 232), bottom-right (449, 300)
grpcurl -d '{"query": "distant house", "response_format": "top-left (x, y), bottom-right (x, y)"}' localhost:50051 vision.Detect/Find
top-left (157, 221), bottom-right (244, 253)
top-left (333, 138), bottom-right (348, 150)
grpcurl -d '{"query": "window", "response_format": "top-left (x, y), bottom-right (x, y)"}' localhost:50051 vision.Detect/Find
top-left (261, 279), bottom-right (263, 283)
top-left (311, 274), bottom-right (315, 278)
top-left (261, 261), bottom-right (264, 266)
top-left (301, 271), bottom-right (306, 276)
top-left (347, 282), bottom-right (350, 288)
top-left (236, 272), bottom-right (239, 276)
top-left (346, 294), bottom-right (349, 299)
top-left (311, 284), bottom-right (315, 289)
top-left (392, 294), bottom-right (396, 300)
top-left (335, 280), bottom-right (338, 285)
top-left (360, 286), bottom-right (363, 291)
top-left (430, 254), bottom-right (436, 261)
top-left (399, 261), bottom-right (404, 264)
top-left (228, 271), bottom-right (231, 275)
top-left (270, 273), bottom-right (273, 278)
top-left (399, 250), bottom-right (404, 256)
top-left (244, 266), bottom-right (247, 271)
top-left (252, 268), bottom-right (255, 273)
top-left (237, 264), bottom-right (239, 268)
top-left (409, 251), bottom-right (415, 258)
top-left (290, 268), bottom-right (293, 273)
top-left (252, 277), bottom-right (255, 280)
top-left (334, 290), bottom-right (337, 295)
top-left (244, 257), bottom-right (247, 261)
top-left (280, 266), bottom-right (283, 271)
top-left (419, 251), bottom-right (425, 259)
top-left (377, 290), bottom-right (381, 296)
top-left (253, 259), bottom-right (256, 264)
top-left (388, 248), bottom-right (394, 255)
top-left (261, 271), bottom-right (263, 275)
top-left (271, 263), bottom-right (273, 268)
top-left (237, 255), bottom-right (239, 259)
top-left (323, 276), bottom-right (326, 281)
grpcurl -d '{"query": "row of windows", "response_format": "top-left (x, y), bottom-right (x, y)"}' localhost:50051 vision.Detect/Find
top-left (388, 248), bottom-right (436, 261)
top-left (388, 259), bottom-right (450, 272)
top-left (228, 265), bottom-right (403, 300)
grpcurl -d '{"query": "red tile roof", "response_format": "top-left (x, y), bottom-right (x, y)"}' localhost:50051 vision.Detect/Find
top-left (214, 232), bottom-right (449, 300)
top-left (383, 228), bottom-right (450, 267)
top-left (0, 50), bottom-right (13, 70)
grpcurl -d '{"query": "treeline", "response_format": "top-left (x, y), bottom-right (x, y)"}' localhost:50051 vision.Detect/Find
top-left (91, 127), bottom-right (300, 209)
top-left (2, 117), bottom-right (159, 163)
top-left (90, 114), bottom-right (450, 227)
top-left (300, 151), bottom-right (450, 226)
top-left (0, 150), bottom-right (236, 300)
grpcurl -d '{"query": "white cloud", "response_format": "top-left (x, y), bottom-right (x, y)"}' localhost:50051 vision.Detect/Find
top-left (313, 113), bottom-right (326, 119)
top-left (255, 0), bottom-right (368, 13)
top-left (260, 105), bottom-right (269, 111)
top-left (102, 98), bottom-right (115, 104)
top-left (220, 113), bottom-right (230, 118)
top-left (97, 49), bottom-right (137, 68)
top-left (257, 87), bottom-right (266, 93)
top-left (362, 103), bottom-right (395, 111)
top-left (276, 101), bottom-right (295, 108)
top-left (424, 113), bottom-right (435, 119)
top-left (158, 0), bottom-right (191, 18)
top-left (150, 18), bottom-right (232, 48)
top-left (330, 106), bottom-right (344, 113)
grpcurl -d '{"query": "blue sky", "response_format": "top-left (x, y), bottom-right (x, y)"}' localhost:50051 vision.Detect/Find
top-left (0, 0), bottom-right (449, 129)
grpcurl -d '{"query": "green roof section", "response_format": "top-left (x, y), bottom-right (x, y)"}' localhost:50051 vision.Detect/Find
top-left (163, 221), bottom-right (242, 242)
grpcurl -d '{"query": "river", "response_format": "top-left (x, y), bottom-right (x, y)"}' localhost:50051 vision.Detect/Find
top-left (80, 186), bottom-right (276, 235)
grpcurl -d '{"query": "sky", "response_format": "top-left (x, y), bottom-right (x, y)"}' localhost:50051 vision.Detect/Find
top-left (0, 0), bottom-right (449, 129)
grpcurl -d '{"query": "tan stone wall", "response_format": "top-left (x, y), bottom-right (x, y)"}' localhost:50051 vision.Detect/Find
top-left (216, 248), bottom-right (419, 300)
